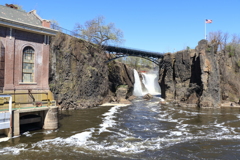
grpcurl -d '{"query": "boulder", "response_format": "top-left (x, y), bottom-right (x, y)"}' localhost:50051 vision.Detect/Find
top-left (159, 101), bottom-right (166, 105)
top-left (128, 95), bottom-right (136, 101)
top-left (118, 98), bottom-right (132, 104)
top-left (116, 85), bottom-right (128, 101)
top-left (143, 93), bottom-right (153, 100)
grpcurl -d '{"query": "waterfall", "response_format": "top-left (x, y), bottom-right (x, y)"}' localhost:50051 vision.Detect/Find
top-left (133, 69), bottom-right (161, 96)
top-left (142, 71), bottom-right (161, 95)
top-left (133, 69), bottom-right (144, 96)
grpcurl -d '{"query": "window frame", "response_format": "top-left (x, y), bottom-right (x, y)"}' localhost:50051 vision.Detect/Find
top-left (22, 46), bottom-right (35, 83)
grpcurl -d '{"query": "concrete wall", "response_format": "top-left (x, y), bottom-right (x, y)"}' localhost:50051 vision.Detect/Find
top-left (13, 106), bottom-right (58, 136)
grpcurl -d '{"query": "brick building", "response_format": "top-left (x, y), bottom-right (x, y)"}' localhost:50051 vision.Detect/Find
top-left (0, 4), bottom-right (57, 108)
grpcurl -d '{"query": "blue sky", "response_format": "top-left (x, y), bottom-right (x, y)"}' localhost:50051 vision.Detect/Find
top-left (2, 0), bottom-right (240, 53)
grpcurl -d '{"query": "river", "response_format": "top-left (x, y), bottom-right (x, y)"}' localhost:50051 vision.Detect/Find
top-left (1, 97), bottom-right (240, 159)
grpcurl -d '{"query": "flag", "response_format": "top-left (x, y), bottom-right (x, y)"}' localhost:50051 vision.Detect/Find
top-left (205, 19), bottom-right (212, 23)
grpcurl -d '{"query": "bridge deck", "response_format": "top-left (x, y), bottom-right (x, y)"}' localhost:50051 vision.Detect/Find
top-left (104, 45), bottom-right (163, 58)
top-left (104, 45), bottom-right (164, 65)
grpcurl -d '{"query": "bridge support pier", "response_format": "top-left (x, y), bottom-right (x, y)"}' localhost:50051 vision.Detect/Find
top-left (13, 110), bottom-right (20, 136)
top-left (43, 107), bottom-right (58, 130)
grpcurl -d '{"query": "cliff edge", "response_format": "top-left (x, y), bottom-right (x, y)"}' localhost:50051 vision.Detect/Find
top-left (159, 39), bottom-right (240, 108)
top-left (49, 33), bottom-right (134, 109)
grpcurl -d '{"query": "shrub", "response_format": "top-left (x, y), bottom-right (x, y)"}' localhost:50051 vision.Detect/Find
top-left (206, 47), bottom-right (211, 52)
top-left (226, 45), bottom-right (235, 57)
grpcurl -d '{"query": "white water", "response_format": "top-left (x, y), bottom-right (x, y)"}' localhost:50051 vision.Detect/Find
top-left (133, 69), bottom-right (144, 96)
top-left (1, 99), bottom-right (240, 159)
top-left (133, 69), bottom-right (161, 96)
top-left (142, 71), bottom-right (161, 95)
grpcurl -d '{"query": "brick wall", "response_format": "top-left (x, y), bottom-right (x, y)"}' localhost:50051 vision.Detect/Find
top-left (0, 26), bottom-right (50, 91)
top-left (42, 20), bottom-right (51, 28)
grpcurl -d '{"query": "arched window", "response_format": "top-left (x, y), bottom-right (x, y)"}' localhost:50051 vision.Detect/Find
top-left (22, 47), bottom-right (34, 82)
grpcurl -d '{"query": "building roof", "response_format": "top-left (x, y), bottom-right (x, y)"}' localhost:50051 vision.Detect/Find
top-left (0, 4), bottom-right (57, 35)
top-left (0, 5), bottom-right (42, 27)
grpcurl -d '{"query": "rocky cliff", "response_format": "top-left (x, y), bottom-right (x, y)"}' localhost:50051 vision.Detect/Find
top-left (159, 39), bottom-right (240, 108)
top-left (108, 61), bottom-right (135, 101)
top-left (219, 44), bottom-right (240, 104)
top-left (49, 33), bottom-right (240, 109)
top-left (49, 33), bottom-right (134, 109)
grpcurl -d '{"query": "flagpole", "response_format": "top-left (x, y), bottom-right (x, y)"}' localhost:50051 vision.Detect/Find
top-left (205, 20), bottom-right (206, 40)
top-left (205, 19), bottom-right (212, 40)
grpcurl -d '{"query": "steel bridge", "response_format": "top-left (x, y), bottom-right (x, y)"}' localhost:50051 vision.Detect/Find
top-left (104, 45), bottom-right (164, 65)
top-left (49, 25), bottom-right (164, 65)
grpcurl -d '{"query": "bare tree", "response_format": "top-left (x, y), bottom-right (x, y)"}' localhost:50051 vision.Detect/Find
top-left (74, 16), bottom-right (124, 46)
top-left (228, 34), bottom-right (240, 56)
top-left (208, 31), bottom-right (240, 57)
top-left (208, 31), bottom-right (229, 52)
top-left (50, 19), bottom-right (60, 30)
top-left (231, 34), bottom-right (240, 48)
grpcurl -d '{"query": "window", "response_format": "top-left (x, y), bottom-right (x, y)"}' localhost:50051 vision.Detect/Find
top-left (22, 47), bottom-right (34, 82)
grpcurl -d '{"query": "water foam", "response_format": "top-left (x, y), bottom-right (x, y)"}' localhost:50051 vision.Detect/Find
top-left (99, 105), bottom-right (125, 134)
top-left (2, 100), bottom-right (240, 158)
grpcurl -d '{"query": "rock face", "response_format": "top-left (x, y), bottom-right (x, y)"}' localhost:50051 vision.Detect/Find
top-left (198, 40), bottom-right (221, 108)
top-left (49, 33), bottom-right (109, 109)
top-left (159, 39), bottom-right (222, 107)
top-left (108, 61), bottom-right (135, 100)
top-left (49, 33), bottom-right (134, 109)
top-left (218, 47), bottom-right (240, 104)
top-left (49, 34), bottom-right (240, 109)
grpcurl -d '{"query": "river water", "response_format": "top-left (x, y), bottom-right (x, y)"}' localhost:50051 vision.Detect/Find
top-left (1, 97), bottom-right (240, 159)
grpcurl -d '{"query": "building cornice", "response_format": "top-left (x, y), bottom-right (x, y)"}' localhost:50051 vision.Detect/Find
top-left (0, 17), bottom-right (58, 36)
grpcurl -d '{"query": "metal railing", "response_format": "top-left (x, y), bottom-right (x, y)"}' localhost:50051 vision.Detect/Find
top-left (51, 24), bottom-right (81, 38)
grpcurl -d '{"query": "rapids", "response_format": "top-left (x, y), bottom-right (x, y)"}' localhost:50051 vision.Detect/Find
top-left (1, 98), bottom-right (240, 159)
top-left (1, 70), bottom-right (240, 159)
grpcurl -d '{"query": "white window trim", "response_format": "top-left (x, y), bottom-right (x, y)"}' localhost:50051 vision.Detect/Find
top-left (9, 28), bottom-right (12, 39)
top-left (22, 46), bottom-right (35, 83)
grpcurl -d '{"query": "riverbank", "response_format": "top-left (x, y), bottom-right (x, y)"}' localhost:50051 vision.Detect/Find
top-left (172, 99), bottom-right (240, 108)
top-left (221, 101), bottom-right (240, 108)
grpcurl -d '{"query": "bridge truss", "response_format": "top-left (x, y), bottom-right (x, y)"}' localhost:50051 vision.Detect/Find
top-left (104, 45), bottom-right (164, 65)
